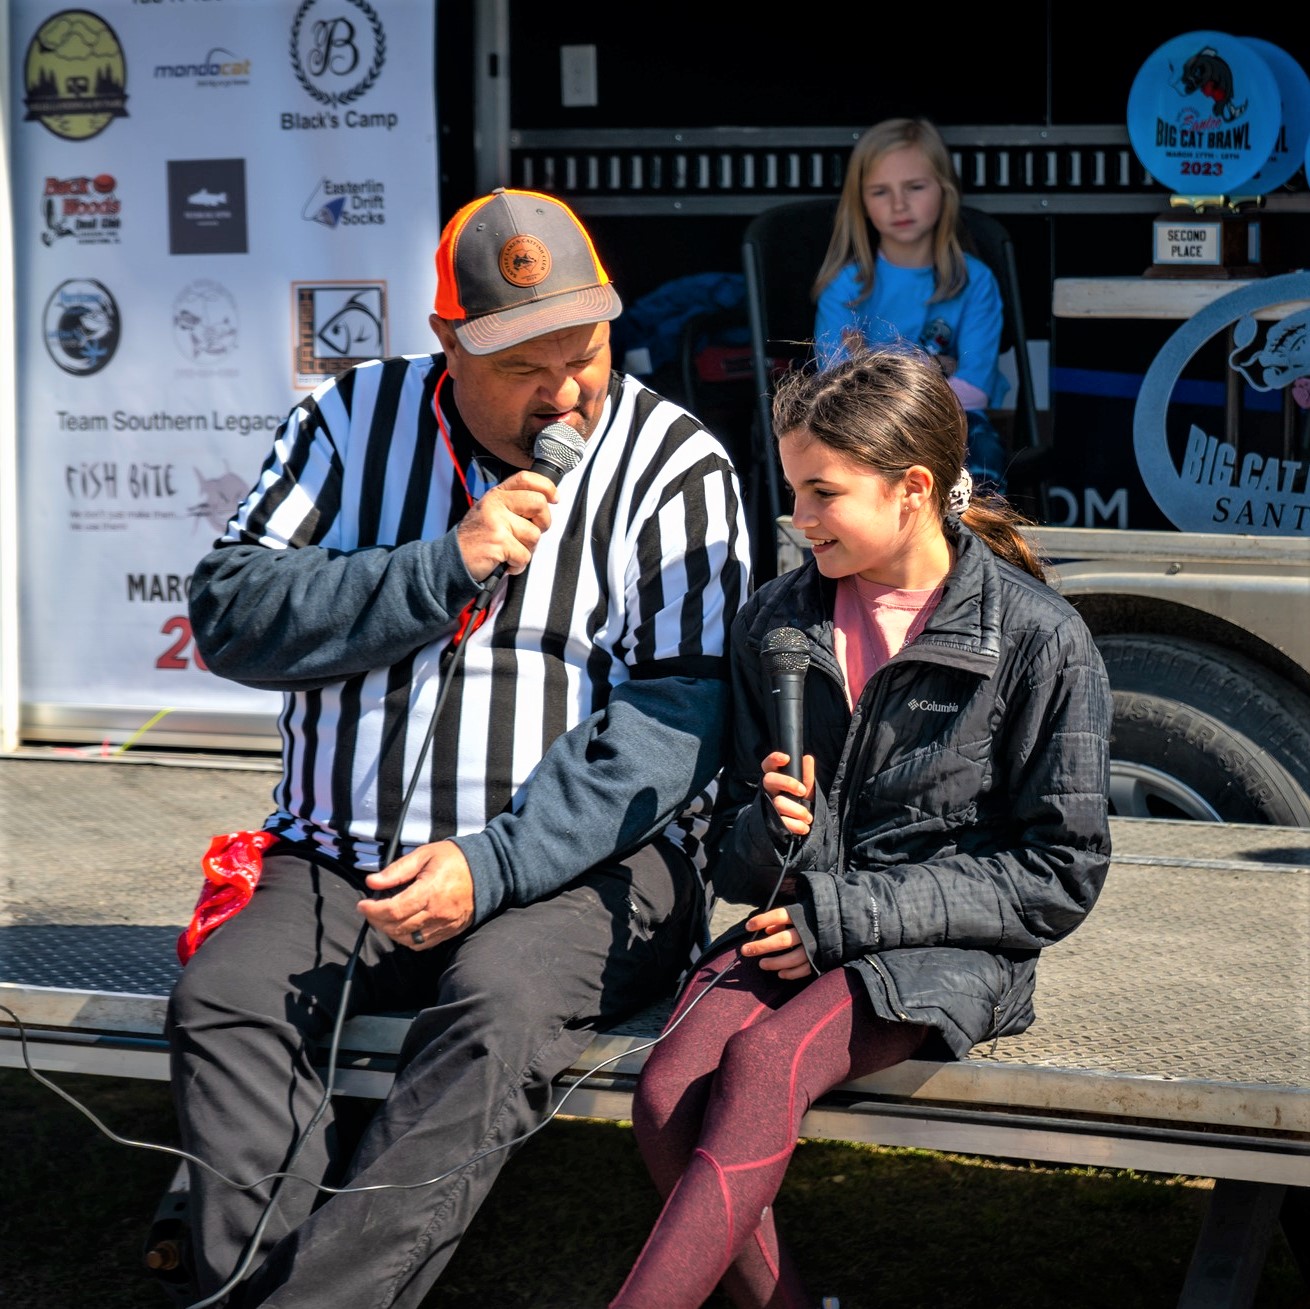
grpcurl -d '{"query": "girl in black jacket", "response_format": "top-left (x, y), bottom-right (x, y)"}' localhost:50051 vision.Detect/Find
top-left (611, 346), bottom-right (1112, 1309)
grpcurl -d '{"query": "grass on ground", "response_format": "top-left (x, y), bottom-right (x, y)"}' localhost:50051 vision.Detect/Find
top-left (1, 1068), bottom-right (1304, 1308)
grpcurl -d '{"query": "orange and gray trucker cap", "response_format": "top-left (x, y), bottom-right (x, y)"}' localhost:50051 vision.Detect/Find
top-left (434, 188), bottom-right (622, 355)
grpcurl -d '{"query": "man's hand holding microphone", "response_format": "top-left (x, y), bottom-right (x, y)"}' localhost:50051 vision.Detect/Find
top-left (456, 422), bottom-right (586, 584)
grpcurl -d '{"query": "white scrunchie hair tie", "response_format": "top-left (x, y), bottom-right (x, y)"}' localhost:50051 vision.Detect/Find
top-left (947, 467), bottom-right (973, 516)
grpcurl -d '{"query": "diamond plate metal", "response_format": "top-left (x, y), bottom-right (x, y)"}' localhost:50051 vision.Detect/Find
top-left (2, 756), bottom-right (1307, 1089)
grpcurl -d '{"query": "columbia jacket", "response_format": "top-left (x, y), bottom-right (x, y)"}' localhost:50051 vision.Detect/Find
top-left (707, 523), bottom-right (1113, 1057)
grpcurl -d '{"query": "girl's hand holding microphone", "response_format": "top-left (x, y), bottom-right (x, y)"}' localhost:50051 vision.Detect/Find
top-left (742, 749), bottom-right (817, 980)
top-left (742, 906), bottom-right (813, 980)
top-left (760, 748), bottom-right (814, 836)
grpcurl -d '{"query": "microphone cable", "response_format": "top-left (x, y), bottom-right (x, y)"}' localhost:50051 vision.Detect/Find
top-left (185, 572), bottom-right (497, 1307)
top-left (6, 501), bottom-right (808, 1303)
top-left (178, 421), bottom-right (588, 1304)
top-left (0, 837), bottom-right (805, 1303)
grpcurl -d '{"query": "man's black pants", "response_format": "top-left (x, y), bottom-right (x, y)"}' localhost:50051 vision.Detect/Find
top-left (166, 842), bottom-right (700, 1307)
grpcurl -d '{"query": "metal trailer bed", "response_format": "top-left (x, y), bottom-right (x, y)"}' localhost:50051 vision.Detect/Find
top-left (2, 755), bottom-right (1307, 1306)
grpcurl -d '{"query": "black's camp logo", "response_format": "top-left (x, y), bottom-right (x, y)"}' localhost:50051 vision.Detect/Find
top-left (292, 280), bottom-right (387, 390)
top-left (290, 0), bottom-right (385, 108)
top-left (43, 278), bottom-right (121, 375)
top-left (166, 159), bottom-right (248, 255)
top-left (23, 10), bottom-right (128, 142)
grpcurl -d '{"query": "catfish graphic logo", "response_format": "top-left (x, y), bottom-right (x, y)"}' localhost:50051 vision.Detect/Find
top-left (1228, 307), bottom-right (1310, 396)
top-left (189, 468), bottom-right (250, 533)
top-left (1172, 46), bottom-right (1248, 123)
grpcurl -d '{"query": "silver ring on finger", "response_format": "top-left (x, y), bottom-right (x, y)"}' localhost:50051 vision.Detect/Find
top-left (411, 929), bottom-right (425, 946)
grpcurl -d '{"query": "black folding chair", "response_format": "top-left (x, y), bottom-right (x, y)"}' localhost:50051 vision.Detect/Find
top-left (957, 206), bottom-right (1050, 518)
top-left (742, 197), bottom-right (1050, 573)
top-left (741, 198), bottom-right (839, 555)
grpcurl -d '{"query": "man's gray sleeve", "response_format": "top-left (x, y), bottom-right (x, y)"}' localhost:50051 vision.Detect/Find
top-left (454, 670), bottom-right (729, 924)
top-left (189, 536), bottom-right (487, 693)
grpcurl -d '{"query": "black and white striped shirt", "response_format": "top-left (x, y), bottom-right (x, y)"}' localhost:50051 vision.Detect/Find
top-left (195, 353), bottom-right (751, 914)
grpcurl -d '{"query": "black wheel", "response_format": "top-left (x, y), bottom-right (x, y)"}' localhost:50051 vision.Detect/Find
top-left (1097, 635), bottom-right (1310, 826)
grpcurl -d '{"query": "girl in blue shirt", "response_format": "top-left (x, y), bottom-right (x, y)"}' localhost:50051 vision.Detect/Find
top-left (813, 117), bottom-right (1010, 495)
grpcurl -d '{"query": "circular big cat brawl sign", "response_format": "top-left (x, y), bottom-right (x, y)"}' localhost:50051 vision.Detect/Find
top-left (1237, 36), bottom-right (1310, 194)
top-left (1127, 30), bottom-right (1282, 193)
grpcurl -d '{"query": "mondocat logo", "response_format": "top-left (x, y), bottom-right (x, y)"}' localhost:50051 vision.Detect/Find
top-left (153, 45), bottom-right (251, 89)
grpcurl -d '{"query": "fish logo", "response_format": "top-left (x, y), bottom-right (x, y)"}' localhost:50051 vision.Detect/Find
top-left (173, 279), bottom-right (238, 362)
top-left (1172, 46), bottom-right (1248, 123)
top-left (317, 291), bottom-right (383, 357)
top-left (293, 280), bottom-right (388, 389)
top-left (499, 235), bottom-right (551, 288)
top-left (1228, 307), bottom-right (1310, 393)
top-left (189, 468), bottom-right (250, 533)
top-left (43, 278), bottom-right (121, 375)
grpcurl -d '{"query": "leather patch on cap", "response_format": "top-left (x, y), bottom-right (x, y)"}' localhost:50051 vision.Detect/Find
top-left (499, 234), bottom-right (551, 288)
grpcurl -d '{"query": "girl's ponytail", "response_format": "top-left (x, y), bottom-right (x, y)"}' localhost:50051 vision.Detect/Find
top-left (960, 495), bottom-right (1047, 581)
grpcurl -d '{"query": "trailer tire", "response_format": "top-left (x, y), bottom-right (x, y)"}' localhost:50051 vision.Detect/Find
top-left (1097, 635), bottom-right (1310, 825)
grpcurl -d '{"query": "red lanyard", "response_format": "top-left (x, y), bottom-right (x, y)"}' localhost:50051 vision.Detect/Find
top-left (432, 368), bottom-right (490, 647)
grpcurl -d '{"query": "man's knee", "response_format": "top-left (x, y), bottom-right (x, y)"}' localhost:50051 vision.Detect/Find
top-left (168, 939), bottom-right (248, 1030)
top-left (167, 925), bottom-right (304, 1039)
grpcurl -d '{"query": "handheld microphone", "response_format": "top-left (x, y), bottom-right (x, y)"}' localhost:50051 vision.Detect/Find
top-left (761, 626), bottom-right (810, 783)
top-left (527, 420), bottom-right (588, 484)
top-left (480, 421), bottom-right (586, 591)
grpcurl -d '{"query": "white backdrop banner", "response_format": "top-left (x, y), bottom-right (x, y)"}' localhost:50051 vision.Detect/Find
top-left (8, 0), bottom-right (439, 735)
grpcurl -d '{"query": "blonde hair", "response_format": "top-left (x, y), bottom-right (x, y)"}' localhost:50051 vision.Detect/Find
top-left (772, 344), bottom-right (1045, 580)
top-left (812, 117), bottom-right (968, 307)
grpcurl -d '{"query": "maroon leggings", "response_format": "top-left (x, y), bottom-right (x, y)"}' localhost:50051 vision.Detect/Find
top-left (610, 945), bottom-right (928, 1309)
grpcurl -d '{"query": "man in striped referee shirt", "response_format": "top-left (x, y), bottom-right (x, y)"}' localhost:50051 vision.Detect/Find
top-left (166, 189), bottom-right (752, 1306)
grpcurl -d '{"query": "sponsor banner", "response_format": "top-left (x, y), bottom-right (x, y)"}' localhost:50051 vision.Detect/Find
top-left (9, 0), bottom-right (439, 728)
